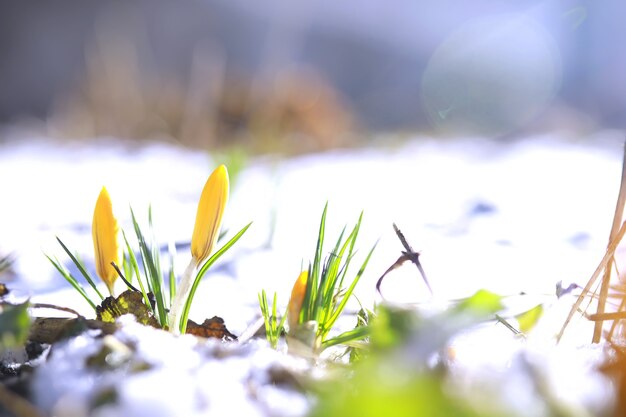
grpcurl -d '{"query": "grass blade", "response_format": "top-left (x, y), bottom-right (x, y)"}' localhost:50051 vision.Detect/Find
top-left (55, 237), bottom-right (104, 301)
top-left (149, 206), bottom-right (164, 294)
top-left (168, 241), bottom-right (176, 308)
top-left (131, 208), bottom-right (167, 326)
top-left (273, 292), bottom-right (287, 339)
top-left (325, 242), bottom-right (377, 335)
top-left (320, 229), bottom-right (357, 324)
top-left (315, 227), bottom-right (346, 321)
top-left (321, 325), bottom-right (371, 350)
top-left (179, 222), bottom-right (252, 333)
top-left (258, 290), bottom-right (271, 344)
top-left (121, 230), bottom-right (153, 312)
top-left (122, 251), bottom-right (134, 285)
top-left (258, 290), bottom-right (287, 349)
top-left (271, 291), bottom-right (278, 339)
top-left (45, 254), bottom-right (97, 310)
top-left (337, 212), bottom-right (363, 291)
top-left (306, 203), bottom-right (327, 320)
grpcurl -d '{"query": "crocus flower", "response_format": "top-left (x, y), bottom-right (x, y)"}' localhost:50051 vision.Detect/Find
top-left (191, 164), bottom-right (229, 266)
top-left (169, 165), bottom-right (229, 333)
top-left (92, 187), bottom-right (121, 295)
top-left (288, 271), bottom-right (308, 331)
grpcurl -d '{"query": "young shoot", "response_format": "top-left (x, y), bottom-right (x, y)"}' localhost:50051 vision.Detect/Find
top-left (258, 290), bottom-right (287, 349)
top-left (49, 165), bottom-right (250, 333)
top-left (169, 164), bottom-right (229, 334)
top-left (46, 187), bottom-right (120, 311)
top-left (265, 204), bottom-right (376, 355)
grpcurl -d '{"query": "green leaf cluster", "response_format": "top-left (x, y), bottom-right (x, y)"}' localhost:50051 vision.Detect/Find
top-left (258, 290), bottom-right (287, 349)
top-left (258, 204), bottom-right (376, 354)
top-left (299, 204), bottom-right (376, 350)
top-left (48, 207), bottom-right (250, 331)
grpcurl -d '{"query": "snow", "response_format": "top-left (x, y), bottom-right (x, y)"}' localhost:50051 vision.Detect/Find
top-left (2, 135), bottom-right (621, 298)
top-left (1, 132), bottom-right (624, 415)
top-left (33, 316), bottom-right (312, 417)
top-left (2, 133), bottom-right (623, 327)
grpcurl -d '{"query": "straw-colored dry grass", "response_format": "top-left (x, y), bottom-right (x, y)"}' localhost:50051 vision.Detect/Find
top-left (558, 143), bottom-right (626, 344)
top-left (44, 36), bottom-right (355, 154)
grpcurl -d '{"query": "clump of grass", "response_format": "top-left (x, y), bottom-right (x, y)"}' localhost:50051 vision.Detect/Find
top-left (259, 204), bottom-right (376, 355)
top-left (48, 165), bottom-right (251, 333)
top-left (258, 290), bottom-right (288, 349)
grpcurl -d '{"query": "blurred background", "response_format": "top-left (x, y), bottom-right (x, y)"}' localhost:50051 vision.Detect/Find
top-left (0, 0), bottom-right (624, 152)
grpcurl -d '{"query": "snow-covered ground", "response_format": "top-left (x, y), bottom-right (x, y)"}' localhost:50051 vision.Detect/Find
top-left (2, 132), bottom-right (624, 416)
top-left (1, 134), bottom-right (623, 322)
top-left (32, 316), bottom-right (313, 417)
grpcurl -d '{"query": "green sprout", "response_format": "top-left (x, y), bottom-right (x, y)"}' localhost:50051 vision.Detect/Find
top-left (259, 204), bottom-right (376, 355)
top-left (258, 290), bottom-right (288, 349)
top-left (48, 165), bottom-right (250, 333)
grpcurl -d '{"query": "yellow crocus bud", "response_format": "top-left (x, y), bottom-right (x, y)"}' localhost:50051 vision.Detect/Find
top-left (191, 164), bottom-right (229, 266)
top-left (92, 187), bottom-right (121, 295)
top-left (169, 164), bottom-right (230, 333)
top-left (288, 271), bottom-right (309, 331)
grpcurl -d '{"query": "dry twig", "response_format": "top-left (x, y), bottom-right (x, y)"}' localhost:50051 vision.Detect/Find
top-left (376, 223), bottom-right (433, 297)
top-left (557, 220), bottom-right (626, 342)
top-left (594, 143), bottom-right (626, 343)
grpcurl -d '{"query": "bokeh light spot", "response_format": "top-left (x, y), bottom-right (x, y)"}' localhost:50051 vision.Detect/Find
top-left (421, 14), bottom-right (562, 137)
